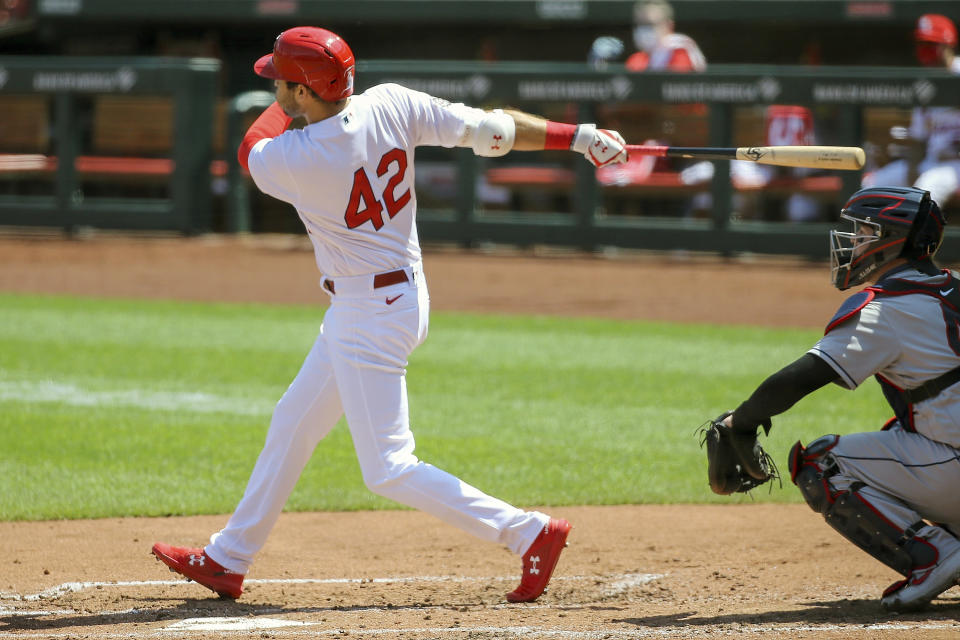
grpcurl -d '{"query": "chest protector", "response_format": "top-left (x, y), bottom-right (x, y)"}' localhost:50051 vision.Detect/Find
top-left (825, 269), bottom-right (960, 430)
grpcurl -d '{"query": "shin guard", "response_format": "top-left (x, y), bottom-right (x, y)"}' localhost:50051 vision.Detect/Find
top-left (788, 436), bottom-right (936, 577)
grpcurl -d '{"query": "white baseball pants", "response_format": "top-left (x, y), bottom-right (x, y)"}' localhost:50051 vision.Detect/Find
top-left (206, 263), bottom-right (548, 574)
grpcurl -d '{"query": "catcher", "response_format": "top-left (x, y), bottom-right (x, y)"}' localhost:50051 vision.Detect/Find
top-left (702, 185), bottom-right (960, 612)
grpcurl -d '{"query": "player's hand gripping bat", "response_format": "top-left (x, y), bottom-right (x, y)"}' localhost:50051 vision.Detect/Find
top-left (624, 144), bottom-right (866, 170)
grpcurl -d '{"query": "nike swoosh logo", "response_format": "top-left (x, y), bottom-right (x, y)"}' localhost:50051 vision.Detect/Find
top-left (941, 288), bottom-right (954, 296)
top-left (385, 294), bottom-right (404, 305)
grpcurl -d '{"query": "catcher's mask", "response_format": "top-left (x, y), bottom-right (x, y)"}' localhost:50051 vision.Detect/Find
top-left (830, 186), bottom-right (945, 291)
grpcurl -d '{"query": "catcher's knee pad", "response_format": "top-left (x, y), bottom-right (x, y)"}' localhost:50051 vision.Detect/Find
top-left (788, 434), bottom-right (840, 514)
top-left (788, 436), bottom-right (935, 576)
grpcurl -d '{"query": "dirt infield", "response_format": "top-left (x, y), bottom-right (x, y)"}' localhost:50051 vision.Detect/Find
top-left (0, 232), bottom-right (844, 326)
top-left (1, 233), bottom-right (959, 639)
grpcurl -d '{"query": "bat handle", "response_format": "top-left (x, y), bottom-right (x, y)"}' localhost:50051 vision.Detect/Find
top-left (624, 145), bottom-right (669, 157)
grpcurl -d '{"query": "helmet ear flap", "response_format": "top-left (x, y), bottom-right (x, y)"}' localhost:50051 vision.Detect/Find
top-left (904, 194), bottom-right (946, 260)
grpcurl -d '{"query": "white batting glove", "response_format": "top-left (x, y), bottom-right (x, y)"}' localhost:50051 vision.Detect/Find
top-left (571, 124), bottom-right (628, 167)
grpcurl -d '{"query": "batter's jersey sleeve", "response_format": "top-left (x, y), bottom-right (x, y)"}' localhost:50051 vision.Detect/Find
top-left (247, 137), bottom-right (300, 204)
top-left (369, 83), bottom-right (485, 149)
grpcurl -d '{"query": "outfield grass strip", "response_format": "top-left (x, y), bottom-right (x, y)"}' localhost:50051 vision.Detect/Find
top-left (0, 293), bottom-right (891, 519)
top-left (0, 379), bottom-right (272, 417)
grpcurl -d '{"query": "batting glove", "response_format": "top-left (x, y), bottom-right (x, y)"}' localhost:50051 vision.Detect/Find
top-left (572, 124), bottom-right (628, 167)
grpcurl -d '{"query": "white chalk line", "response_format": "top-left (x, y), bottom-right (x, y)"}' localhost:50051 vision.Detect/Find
top-left (0, 608), bottom-right (74, 617)
top-left (0, 572), bottom-right (665, 604)
top-left (0, 574), bottom-right (668, 638)
top-left (604, 572), bottom-right (662, 597)
top-left (164, 617), bottom-right (308, 631)
top-left (3, 622), bottom-right (960, 639)
top-left (2, 574), bottom-right (957, 639)
top-left (156, 622), bottom-right (960, 637)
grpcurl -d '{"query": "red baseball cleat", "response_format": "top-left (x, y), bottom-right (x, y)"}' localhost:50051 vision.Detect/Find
top-left (152, 542), bottom-right (244, 599)
top-left (506, 518), bottom-right (571, 603)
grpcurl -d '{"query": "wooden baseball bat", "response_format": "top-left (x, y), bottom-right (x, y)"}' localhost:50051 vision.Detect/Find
top-left (623, 145), bottom-right (865, 170)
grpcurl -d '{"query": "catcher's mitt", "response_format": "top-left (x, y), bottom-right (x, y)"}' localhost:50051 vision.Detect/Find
top-left (698, 411), bottom-right (779, 495)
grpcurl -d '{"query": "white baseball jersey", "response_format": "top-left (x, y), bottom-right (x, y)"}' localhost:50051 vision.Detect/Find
top-left (246, 83), bottom-right (482, 277)
top-left (809, 266), bottom-right (960, 448)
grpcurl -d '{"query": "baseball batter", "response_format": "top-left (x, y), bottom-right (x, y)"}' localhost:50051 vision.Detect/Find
top-left (152, 26), bottom-right (628, 603)
top-left (862, 14), bottom-right (960, 209)
top-left (705, 185), bottom-right (960, 612)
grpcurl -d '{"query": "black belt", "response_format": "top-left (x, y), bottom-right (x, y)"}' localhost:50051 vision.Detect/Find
top-left (323, 268), bottom-right (409, 295)
top-left (904, 365), bottom-right (960, 404)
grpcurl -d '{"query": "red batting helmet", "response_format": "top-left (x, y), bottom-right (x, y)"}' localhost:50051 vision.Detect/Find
top-left (914, 14), bottom-right (958, 47)
top-left (254, 27), bottom-right (356, 102)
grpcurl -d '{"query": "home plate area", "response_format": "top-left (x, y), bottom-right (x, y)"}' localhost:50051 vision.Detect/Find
top-left (0, 572), bottom-right (670, 638)
top-left (2, 569), bottom-right (960, 639)
top-left (2, 507), bottom-right (960, 639)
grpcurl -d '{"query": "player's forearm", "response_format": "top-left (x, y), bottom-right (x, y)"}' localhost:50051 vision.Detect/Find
top-left (503, 110), bottom-right (594, 152)
top-left (502, 110), bottom-right (626, 170)
top-left (731, 353), bottom-right (838, 431)
top-left (503, 109), bottom-right (548, 151)
top-left (464, 108), bottom-right (626, 167)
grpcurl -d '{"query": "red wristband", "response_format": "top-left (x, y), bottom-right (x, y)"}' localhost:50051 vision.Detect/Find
top-left (544, 121), bottom-right (577, 150)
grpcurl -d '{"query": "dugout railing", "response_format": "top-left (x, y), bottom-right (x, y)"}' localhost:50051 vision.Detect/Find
top-left (225, 62), bottom-right (960, 259)
top-left (3, 59), bottom-right (960, 260)
top-left (0, 56), bottom-right (219, 233)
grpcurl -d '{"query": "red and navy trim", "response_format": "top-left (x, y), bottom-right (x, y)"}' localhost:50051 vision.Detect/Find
top-left (825, 290), bottom-right (875, 334)
top-left (854, 490), bottom-right (938, 584)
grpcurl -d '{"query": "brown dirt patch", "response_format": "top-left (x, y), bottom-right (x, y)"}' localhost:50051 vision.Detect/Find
top-left (1, 233), bottom-right (957, 639)
top-left (0, 232), bottom-right (848, 326)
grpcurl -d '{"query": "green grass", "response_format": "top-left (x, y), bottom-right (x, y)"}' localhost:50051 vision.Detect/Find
top-left (0, 293), bottom-right (889, 521)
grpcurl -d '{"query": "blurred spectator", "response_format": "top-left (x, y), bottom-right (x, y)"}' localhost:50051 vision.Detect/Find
top-left (602, 0), bottom-right (790, 220)
top-left (595, 0), bottom-right (712, 216)
top-left (477, 36), bottom-right (500, 63)
top-left (862, 14), bottom-right (960, 209)
top-left (673, 106), bottom-right (826, 221)
top-left (626, 0), bottom-right (706, 72)
top-left (588, 36), bottom-right (625, 70)
top-left (595, 1), bottom-right (824, 222)
top-left (733, 105), bottom-right (825, 222)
